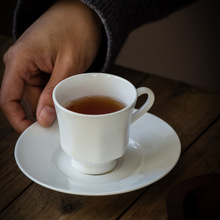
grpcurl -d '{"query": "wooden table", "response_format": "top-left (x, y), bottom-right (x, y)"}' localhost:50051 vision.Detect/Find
top-left (0, 35), bottom-right (219, 219)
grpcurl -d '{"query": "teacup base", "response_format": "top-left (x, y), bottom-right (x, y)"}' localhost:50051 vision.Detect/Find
top-left (71, 159), bottom-right (117, 175)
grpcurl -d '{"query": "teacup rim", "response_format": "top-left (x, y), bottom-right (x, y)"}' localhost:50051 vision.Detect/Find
top-left (53, 72), bottom-right (137, 118)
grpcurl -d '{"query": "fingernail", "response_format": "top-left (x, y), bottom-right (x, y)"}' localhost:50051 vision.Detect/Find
top-left (38, 106), bottom-right (56, 127)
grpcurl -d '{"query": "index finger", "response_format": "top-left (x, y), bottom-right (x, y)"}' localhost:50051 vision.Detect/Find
top-left (0, 57), bottom-right (33, 133)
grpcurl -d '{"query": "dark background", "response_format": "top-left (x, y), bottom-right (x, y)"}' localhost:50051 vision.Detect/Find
top-left (0, 0), bottom-right (17, 36)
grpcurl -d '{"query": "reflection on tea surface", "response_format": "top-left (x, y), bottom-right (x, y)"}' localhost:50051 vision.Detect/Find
top-left (65, 95), bottom-right (126, 115)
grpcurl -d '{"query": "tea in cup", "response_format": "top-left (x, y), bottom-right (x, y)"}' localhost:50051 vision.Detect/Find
top-left (53, 73), bottom-right (155, 174)
top-left (65, 95), bottom-right (126, 115)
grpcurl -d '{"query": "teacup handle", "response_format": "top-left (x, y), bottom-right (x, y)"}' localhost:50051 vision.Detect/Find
top-left (131, 87), bottom-right (155, 124)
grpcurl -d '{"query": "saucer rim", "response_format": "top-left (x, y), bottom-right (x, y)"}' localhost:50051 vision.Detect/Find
top-left (15, 112), bottom-right (181, 196)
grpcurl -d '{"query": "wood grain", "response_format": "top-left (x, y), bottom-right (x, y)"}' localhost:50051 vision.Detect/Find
top-left (0, 184), bottom-right (146, 220)
top-left (0, 36), bottom-right (219, 219)
top-left (0, 130), bottom-right (32, 211)
top-left (136, 74), bottom-right (220, 151)
top-left (119, 119), bottom-right (220, 220)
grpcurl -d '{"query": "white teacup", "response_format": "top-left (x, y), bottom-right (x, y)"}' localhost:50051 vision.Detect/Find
top-left (53, 73), bottom-right (155, 174)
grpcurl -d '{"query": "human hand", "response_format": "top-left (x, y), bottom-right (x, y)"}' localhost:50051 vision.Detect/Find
top-left (0, 0), bottom-right (102, 133)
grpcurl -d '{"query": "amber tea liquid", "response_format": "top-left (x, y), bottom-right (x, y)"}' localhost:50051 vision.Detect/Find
top-left (65, 95), bottom-right (126, 115)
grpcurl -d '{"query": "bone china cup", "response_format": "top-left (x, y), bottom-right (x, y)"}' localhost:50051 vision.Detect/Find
top-left (53, 73), bottom-right (155, 174)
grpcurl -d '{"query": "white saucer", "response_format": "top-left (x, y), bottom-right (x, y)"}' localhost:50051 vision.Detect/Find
top-left (15, 113), bottom-right (181, 196)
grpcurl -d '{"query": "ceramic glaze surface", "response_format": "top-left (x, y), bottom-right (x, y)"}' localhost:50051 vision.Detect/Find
top-left (15, 113), bottom-right (181, 195)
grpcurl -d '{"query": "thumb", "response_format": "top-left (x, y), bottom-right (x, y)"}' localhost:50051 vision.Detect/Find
top-left (36, 61), bottom-right (79, 127)
top-left (36, 82), bottom-right (57, 127)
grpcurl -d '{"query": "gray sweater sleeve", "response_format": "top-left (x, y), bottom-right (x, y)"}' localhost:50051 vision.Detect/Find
top-left (13, 0), bottom-right (196, 72)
